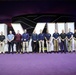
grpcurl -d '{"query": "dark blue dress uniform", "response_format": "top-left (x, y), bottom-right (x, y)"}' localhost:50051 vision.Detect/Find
top-left (31, 33), bottom-right (38, 52)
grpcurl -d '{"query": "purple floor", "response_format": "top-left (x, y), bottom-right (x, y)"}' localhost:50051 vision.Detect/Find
top-left (0, 53), bottom-right (76, 75)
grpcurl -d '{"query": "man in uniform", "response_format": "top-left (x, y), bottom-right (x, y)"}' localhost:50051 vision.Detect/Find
top-left (73, 29), bottom-right (76, 51)
top-left (22, 29), bottom-right (29, 53)
top-left (66, 28), bottom-right (73, 52)
top-left (38, 29), bottom-right (45, 53)
top-left (53, 29), bottom-right (59, 53)
top-left (45, 30), bottom-right (51, 52)
top-left (15, 30), bottom-right (22, 53)
top-left (60, 30), bottom-right (67, 53)
top-left (31, 30), bottom-right (38, 53)
top-left (0, 31), bottom-right (5, 54)
top-left (7, 31), bottom-right (14, 54)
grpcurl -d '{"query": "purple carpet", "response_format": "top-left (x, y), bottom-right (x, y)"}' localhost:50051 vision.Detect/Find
top-left (0, 53), bottom-right (76, 75)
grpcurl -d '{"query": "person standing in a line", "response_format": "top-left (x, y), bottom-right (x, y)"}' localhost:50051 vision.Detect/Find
top-left (22, 29), bottom-right (29, 53)
top-left (38, 29), bottom-right (45, 53)
top-left (66, 28), bottom-right (73, 52)
top-left (53, 29), bottom-right (59, 53)
top-left (73, 29), bottom-right (76, 52)
top-left (7, 31), bottom-right (14, 54)
top-left (15, 30), bottom-right (22, 54)
top-left (45, 30), bottom-right (51, 52)
top-left (0, 31), bottom-right (5, 54)
top-left (31, 30), bottom-right (38, 53)
top-left (60, 30), bottom-right (67, 53)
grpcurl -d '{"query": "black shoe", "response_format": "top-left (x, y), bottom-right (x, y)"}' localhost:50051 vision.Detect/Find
top-left (27, 52), bottom-right (29, 54)
top-left (64, 52), bottom-right (66, 54)
top-left (8, 52), bottom-right (10, 54)
top-left (68, 51), bottom-right (71, 53)
top-left (12, 52), bottom-right (14, 54)
top-left (57, 51), bottom-right (59, 53)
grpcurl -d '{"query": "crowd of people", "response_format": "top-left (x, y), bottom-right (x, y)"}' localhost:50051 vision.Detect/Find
top-left (0, 28), bottom-right (76, 54)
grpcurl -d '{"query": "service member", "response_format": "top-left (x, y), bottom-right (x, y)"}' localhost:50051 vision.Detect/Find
top-left (66, 28), bottom-right (73, 52)
top-left (73, 29), bottom-right (76, 51)
top-left (60, 30), bottom-right (67, 53)
top-left (38, 29), bottom-right (45, 53)
top-left (0, 31), bottom-right (5, 53)
top-left (22, 29), bottom-right (29, 53)
top-left (53, 29), bottom-right (59, 52)
top-left (31, 30), bottom-right (38, 53)
top-left (45, 30), bottom-right (51, 52)
top-left (7, 31), bottom-right (14, 54)
top-left (15, 30), bottom-right (22, 53)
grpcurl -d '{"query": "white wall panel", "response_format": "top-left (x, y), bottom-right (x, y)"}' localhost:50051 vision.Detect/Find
top-left (57, 23), bottom-right (65, 34)
top-left (47, 23), bottom-right (55, 51)
top-left (11, 23), bottom-right (24, 34)
top-left (34, 23), bottom-right (46, 34)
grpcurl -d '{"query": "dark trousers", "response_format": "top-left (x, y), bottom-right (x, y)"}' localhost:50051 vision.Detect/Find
top-left (61, 40), bottom-right (67, 52)
top-left (8, 41), bottom-right (14, 53)
top-left (15, 41), bottom-right (21, 52)
top-left (32, 41), bottom-right (37, 52)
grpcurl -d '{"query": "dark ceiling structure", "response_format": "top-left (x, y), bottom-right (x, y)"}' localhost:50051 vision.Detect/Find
top-left (0, 1), bottom-right (76, 22)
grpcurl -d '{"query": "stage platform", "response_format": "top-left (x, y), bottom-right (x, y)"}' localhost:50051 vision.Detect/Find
top-left (0, 53), bottom-right (76, 75)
